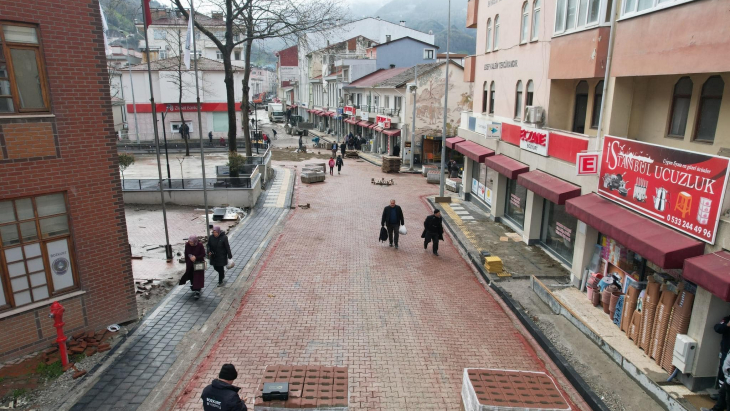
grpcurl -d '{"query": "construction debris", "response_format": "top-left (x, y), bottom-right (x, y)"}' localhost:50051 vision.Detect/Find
top-left (344, 150), bottom-right (359, 159)
top-left (484, 256), bottom-right (504, 274)
top-left (372, 177), bottom-right (395, 186)
top-left (298, 203), bottom-right (311, 209)
top-left (301, 170), bottom-right (325, 183)
top-left (381, 156), bottom-right (401, 173)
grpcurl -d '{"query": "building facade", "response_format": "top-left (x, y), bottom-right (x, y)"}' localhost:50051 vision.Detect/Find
top-left (275, 45), bottom-right (298, 106)
top-left (459, 0), bottom-right (730, 391)
top-left (367, 37), bottom-right (439, 70)
top-left (0, 0), bottom-right (137, 360)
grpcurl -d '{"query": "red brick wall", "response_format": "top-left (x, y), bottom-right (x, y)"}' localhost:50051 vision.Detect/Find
top-left (0, 0), bottom-right (137, 360)
top-left (277, 45), bottom-right (298, 67)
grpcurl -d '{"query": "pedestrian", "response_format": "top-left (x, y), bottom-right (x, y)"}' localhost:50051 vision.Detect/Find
top-left (298, 134), bottom-right (303, 151)
top-left (220, 137), bottom-right (226, 147)
top-left (262, 133), bottom-right (269, 148)
top-left (184, 235), bottom-right (206, 299)
top-left (448, 159), bottom-right (459, 178)
top-left (340, 141), bottom-right (346, 157)
top-left (208, 131), bottom-right (213, 145)
top-left (704, 353), bottom-right (730, 411)
top-left (179, 122), bottom-right (190, 140)
top-left (272, 128), bottom-right (277, 140)
top-left (380, 199), bottom-right (405, 249)
top-left (207, 226), bottom-right (232, 287)
top-left (422, 209), bottom-right (444, 256)
top-left (703, 315), bottom-right (730, 411)
top-left (332, 141), bottom-right (338, 158)
top-left (336, 155), bottom-right (343, 175)
top-left (393, 143), bottom-right (400, 157)
top-left (201, 364), bottom-right (247, 411)
top-left (328, 157), bottom-right (335, 176)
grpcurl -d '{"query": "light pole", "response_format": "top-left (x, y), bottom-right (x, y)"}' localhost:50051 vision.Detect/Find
top-left (409, 64), bottom-right (418, 171)
top-left (160, 105), bottom-right (172, 188)
top-left (122, 31), bottom-right (140, 144)
top-left (438, 0), bottom-right (452, 200)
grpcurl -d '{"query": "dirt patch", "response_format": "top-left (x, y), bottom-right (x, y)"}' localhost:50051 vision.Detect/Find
top-left (270, 147), bottom-right (336, 162)
top-left (135, 276), bottom-right (182, 318)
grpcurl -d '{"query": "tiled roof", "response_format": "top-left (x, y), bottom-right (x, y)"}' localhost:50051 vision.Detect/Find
top-left (372, 36), bottom-right (438, 49)
top-left (146, 11), bottom-right (225, 27)
top-left (129, 57), bottom-right (235, 71)
top-left (344, 67), bottom-right (412, 88)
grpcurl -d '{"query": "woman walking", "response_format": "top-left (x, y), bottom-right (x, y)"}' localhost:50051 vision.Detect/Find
top-left (328, 157), bottom-right (335, 176)
top-left (184, 235), bottom-right (206, 299)
top-left (207, 226), bottom-right (233, 287)
top-left (340, 141), bottom-right (346, 157)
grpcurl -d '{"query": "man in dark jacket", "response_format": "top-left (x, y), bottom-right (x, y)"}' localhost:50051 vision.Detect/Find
top-left (207, 226), bottom-right (233, 286)
top-left (381, 199), bottom-right (404, 249)
top-left (341, 141), bottom-right (346, 157)
top-left (422, 209), bottom-right (444, 256)
top-left (201, 364), bottom-right (246, 411)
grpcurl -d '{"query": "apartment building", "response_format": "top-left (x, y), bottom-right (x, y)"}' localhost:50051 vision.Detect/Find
top-left (458, 0), bottom-right (730, 391)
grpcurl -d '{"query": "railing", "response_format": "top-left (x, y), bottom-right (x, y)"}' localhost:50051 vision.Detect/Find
top-left (375, 107), bottom-right (401, 116)
top-left (122, 176), bottom-right (256, 191)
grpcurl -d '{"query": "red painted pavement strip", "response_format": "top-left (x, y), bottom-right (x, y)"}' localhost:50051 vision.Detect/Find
top-left (169, 161), bottom-right (589, 410)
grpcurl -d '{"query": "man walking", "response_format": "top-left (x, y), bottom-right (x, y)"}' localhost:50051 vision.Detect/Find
top-left (702, 314), bottom-right (730, 411)
top-left (340, 141), bottom-right (346, 157)
top-left (208, 131), bottom-right (213, 146)
top-left (381, 199), bottom-right (404, 249)
top-left (422, 209), bottom-right (444, 256)
top-left (332, 141), bottom-right (338, 158)
top-left (201, 364), bottom-right (247, 411)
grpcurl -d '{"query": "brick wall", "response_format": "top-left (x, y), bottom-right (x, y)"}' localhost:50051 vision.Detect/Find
top-left (0, 0), bottom-right (137, 360)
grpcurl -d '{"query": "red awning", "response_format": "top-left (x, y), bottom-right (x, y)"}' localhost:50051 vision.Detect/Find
top-left (485, 155), bottom-right (529, 180)
top-left (368, 123), bottom-right (377, 129)
top-left (328, 112), bottom-right (336, 117)
top-left (373, 126), bottom-right (384, 132)
top-left (306, 109), bottom-right (313, 113)
top-left (683, 252), bottom-right (730, 301)
top-left (455, 141), bottom-right (495, 163)
top-left (344, 118), bottom-right (358, 124)
top-left (358, 121), bottom-right (373, 128)
top-left (565, 193), bottom-right (705, 269)
top-left (445, 137), bottom-right (465, 149)
top-left (517, 170), bottom-right (582, 205)
top-left (383, 129), bottom-right (401, 137)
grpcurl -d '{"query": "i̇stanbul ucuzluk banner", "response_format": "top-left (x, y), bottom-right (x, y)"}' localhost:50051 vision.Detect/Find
top-left (598, 136), bottom-right (730, 244)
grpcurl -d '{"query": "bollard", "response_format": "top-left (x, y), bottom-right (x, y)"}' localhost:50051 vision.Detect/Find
top-left (49, 302), bottom-right (69, 366)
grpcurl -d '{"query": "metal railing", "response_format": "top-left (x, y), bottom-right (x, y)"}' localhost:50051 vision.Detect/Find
top-left (122, 175), bottom-right (256, 191)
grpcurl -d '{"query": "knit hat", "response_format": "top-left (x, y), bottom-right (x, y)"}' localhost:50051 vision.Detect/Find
top-left (219, 364), bottom-right (238, 380)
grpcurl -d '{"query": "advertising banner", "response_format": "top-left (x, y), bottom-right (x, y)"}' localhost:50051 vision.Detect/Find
top-left (279, 66), bottom-right (299, 82)
top-left (343, 106), bottom-right (356, 115)
top-left (472, 178), bottom-right (479, 195)
top-left (376, 115), bottom-right (391, 129)
top-left (598, 136), bottom-right (730, 244)
top-left (487, 122), bottom-right (502, 139)
top-left (520, 127), bottom-right (550, 156)
top-left (47, 239), bottom-right (75, 291)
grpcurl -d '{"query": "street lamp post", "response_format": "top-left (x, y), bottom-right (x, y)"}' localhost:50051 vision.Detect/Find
top-left (438, 0), bottom-right (452, 201)
top-left (122, 31), bottom-right (140, 144)
top-left (160, 105), bottom-right (172, 188)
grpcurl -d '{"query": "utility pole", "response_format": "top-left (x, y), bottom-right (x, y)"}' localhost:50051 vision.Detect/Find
top-left (122, 31), bottom-right (140, 144)
top-left (409, 64), bottom-right (418, 171)
top-left (438, 0), bottom-right (451, 199)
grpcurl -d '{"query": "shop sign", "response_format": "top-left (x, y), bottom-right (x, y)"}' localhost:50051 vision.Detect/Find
top-left (485, 187), bottom-right (493, 206)
top-left (555, 222), bottom-right (572, 242)
top-left (47, 239), bottom-right (74, 291)
top-left (599, 136), bottom-right (730, 244)
top-left (376, 115), bottom-right (391, 129)
top-left (576, 152), bottom-right (600, 175)
top-left (519, 127), bottom-right (549, 156)
top-left (487, 122), bottom-right (501, 139)
top-left (475, 117), bottom-right (489, 135)
top-left (343, 106), bottom-right (356, 115)
top-left (510, 193), bottom-right (522, 208)
top-left (280, 66), bottom-right (299, 82)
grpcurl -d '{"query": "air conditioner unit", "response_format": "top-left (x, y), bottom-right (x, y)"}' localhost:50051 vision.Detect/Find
top-left (672, 334), bottom-right (697, 373)
top-left (524, 106), bottom-right (545, 124)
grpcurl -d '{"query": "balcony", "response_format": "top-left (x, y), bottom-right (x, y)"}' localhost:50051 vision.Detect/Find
top-left (464, 55), bottom-right (476, 83)
top-left (548, 27), bottom-right (609, 79)
top-left (466, 0), bottom-right (479, 29)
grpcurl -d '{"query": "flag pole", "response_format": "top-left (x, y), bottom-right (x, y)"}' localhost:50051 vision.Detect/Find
top-left (141, 0), bottom-right (173, 260)
top-left (190, 0), bottom-right (210, 239)
top-left (438, 0), bottom-right (451, 199)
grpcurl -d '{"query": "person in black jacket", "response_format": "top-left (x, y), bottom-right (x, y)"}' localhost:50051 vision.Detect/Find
top-left (336, 155), bottom-right (344, 175)
top-left (207, 226), bottom-right (233, 287)
top-left (201, 364), bottom-right (246, 411)
top-left (381, 199), bottom-right (404, 249)
top-left (422, 209), bottom-right (444, 256)
top-left (715, 316), bottom-right (730, 401)
top-left (340, 141), bottom-right (346, 157)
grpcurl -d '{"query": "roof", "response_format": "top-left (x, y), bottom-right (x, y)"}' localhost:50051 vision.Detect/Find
top-left (437, 53), bottom-right (468, 58)
top-left (129, 57), bottom-right (235, 72)
top-left (372, 36), bottom-right (438, 50)
top-left (310, 36), bottom-right (378, 55)
top-left (344, 61), bottom-right (461, 89)
top-left (344, 67), bottom-right (411, 88)
top-left (142, 10), bottom-right (225, 27)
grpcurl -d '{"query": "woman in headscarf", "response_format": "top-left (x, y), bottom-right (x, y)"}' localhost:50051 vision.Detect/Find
top-left (184, 235), bottom-right (206, 299)
top-left (207, 226), bottom-right (232, 287)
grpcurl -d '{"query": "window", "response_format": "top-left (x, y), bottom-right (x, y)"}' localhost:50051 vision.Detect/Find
top-left (373, 95), bottom-right (379, 107)
top-left (171, 121), bottom-right (193, 134)
top-left (555, 0), bottom-right (601, 33)
top-left (566, 0), bottom-right (577, 30)
top-left (573, 81), bottom-right (589, 133)
top-left (214, 31), bottom-right (226, 41)
top-left (486, 19), bottom-right (492, 52)
top-left (153, 29), bottom-right (167, 40)
top-left (386, 35), bottom-right (391, 43)
top-left (695, 76), bottom-right (724, 142)
top-left (216, 51), bottom-right (223, 60)
top-left (384, 96), bottom-right (390, 108)
top-left (234, 51), bottom-right (241, 60)
top-left (394, 96), bottom-right (402, 111)
top-left (489, 81), bottom-right (495, 114)
top-left (424, 49), bottom-right (435, 59)
top-left (540, 200), bottom-right (578, 266)
top-left (0, 194), bottom-right (77, 310)
top-left (521, 3), bottom-right (530, 44)
top-left (555, 0), bottom-right (567, 32)
top-left (515, 81), bottom-right (523, 119)
top-left (0, 24), bottom-right (50, 113)
top-left (668, 77), bottom-right (692, 137)
top-left (591, 80), bottom-right (604, 129)
top-left (212, 112), bottom-right (228, 132)
top-left (159, 49), bottom-right (168, 59)
top-left (494, 16), bottom-right (500, 50)
top-left (526, 80), bottom-right (534, 107)
top-left (531, 0), bottom-right (541, 40)
top-left (504, 178), bottom-right (528, 229)
top-left (482, 81), bottom-right (489, 113)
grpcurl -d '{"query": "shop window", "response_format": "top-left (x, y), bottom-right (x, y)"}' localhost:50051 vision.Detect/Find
top-left (0, 24), bottom-right (51, 113)
top-left (482, 81), bottom-right (488, 113)
top-left (591, 80), bottom-right (604, 129)
top-left (486, 19), bottom-right (492, 52)
top-left (540, 201), bottom-right (577, 266)
top-left (526, 80), bottom-right (534, 107)
top-left (573, 80), bottom-right (588, 134)
top-left (667, 77), bottom-right (692, 137)
top-left (532, 0), bottom-right (541, 40)
top-left (212, 112), bottom-right (228, 132)
top-left (504, 178), bottom-right (527, 229)
top-left (515, 80), bottom-right (523, 120)
top-left (494, 16), bottom-right (500, 50)
top-left (489, 81), bottom-right (495, 114)
top-left (0, 194), bottom-right (77, 310)
top-left (521, 3), bottom-right (530, 44)
top-left (694, 76), bottom-right (724, 143)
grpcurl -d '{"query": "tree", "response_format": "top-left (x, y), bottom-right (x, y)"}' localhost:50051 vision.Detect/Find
top-left (172, 0), bottom-right (345, 156)
top-left (118, 153), bottom-right (135, 182)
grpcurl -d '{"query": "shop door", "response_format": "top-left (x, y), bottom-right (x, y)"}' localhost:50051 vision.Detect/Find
top-left (504, 178), bottom-right (528, 229)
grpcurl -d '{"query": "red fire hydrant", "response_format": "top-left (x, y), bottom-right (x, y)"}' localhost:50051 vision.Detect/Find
top-left (49, 302), bottom-right (69, 366)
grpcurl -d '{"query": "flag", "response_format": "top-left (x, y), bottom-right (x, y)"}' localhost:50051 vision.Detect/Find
top-left (100, 3), bottom-right (112, 56)
top-left (142, 0), bottom-right (152, 28)
top-left (184, 11), bottom-right (193, 69)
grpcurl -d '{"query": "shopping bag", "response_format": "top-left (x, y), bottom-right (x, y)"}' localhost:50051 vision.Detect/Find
top-left (399, 225), bottom-right (407, 235)
top-left (227, 261), bottom-right (235, 270)
top-left (379, 226), bottom-right (388, 242)
top-left (194, 261), bottom-right (207, 271)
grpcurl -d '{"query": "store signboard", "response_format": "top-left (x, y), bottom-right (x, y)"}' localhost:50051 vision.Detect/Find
top-left (47, 239), bottom-right (75, 291)
top-left (279, 66), bottom-right (299, 82)
top-left (487, 122), bottom-right (501, 139)
top-left (475, 117), bottom-right (489, 135)
top-left (376, 115), bottom-right (391, 129)
top-left (520, 127), bottom-right (550, 156)
top-left (598, 136), bottom-right (730, 244)
top-left (343, 106), bottom-right (356, 115)
top-left (576, 152), bottom-right (600, 175)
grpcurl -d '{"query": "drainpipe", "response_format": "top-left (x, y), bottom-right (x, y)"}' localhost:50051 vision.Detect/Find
top-left (595, 0), bottom-right (618, 151)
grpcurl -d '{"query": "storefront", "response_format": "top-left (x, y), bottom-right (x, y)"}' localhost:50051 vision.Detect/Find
top-left (421, 136), bottom-right (444, 164)
top-left (540, 201), bottom-right (578, 266)
top-left (484, 154), bottom-right (529, 228)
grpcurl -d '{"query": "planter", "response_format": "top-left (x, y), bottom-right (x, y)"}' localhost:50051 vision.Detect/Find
top-left (609, 292), bottom-right (623, 319)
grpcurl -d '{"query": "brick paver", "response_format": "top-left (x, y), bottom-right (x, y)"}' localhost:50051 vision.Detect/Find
top-left (171, 161), bottom-right (587, 410)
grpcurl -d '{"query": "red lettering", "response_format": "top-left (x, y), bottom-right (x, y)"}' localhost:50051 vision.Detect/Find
top-left (520, 130), bottom-right (547, 146)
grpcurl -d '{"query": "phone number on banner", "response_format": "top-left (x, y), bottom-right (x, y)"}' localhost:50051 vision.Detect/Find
top-left (666, 215), bottom-right (713, 239)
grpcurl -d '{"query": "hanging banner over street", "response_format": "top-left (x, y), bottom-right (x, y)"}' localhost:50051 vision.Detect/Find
top-left (598, 136), bottom-right (730, 244)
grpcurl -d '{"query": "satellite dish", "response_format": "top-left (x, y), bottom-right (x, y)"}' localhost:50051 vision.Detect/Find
top-left (428, 30), bottom-right (433, 35)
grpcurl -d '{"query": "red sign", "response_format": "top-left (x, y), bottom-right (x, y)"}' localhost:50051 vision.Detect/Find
top-left (598, 136), bottom-right (730, 244)
top-left (376, 115), bottom-right (391, 129)
top-left (126, 103), bottom-right (238, 113)
top-left (519, 127), bottom-right (550, 156)
top-left (343, 106), bottom-right (356, 115)
top-left (576, 152), bottom-right (599, 175)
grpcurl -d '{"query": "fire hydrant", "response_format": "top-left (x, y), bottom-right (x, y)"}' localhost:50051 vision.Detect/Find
top-left (49, 302), bottom-right (69, 366)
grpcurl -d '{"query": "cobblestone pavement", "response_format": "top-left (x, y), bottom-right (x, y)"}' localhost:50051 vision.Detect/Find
top-left (69, 168), bottom-right (292, 410)
top-left (171, 161), bottom-right (589, 410)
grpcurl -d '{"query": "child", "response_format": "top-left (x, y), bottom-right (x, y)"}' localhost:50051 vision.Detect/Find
top-left (328, 157), bottom-right (335, 176)
top-left (336, 155), bottom-right (343, 175)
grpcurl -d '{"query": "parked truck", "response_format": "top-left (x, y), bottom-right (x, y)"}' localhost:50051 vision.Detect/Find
top-left (267, 103), bottom-right (285, 123)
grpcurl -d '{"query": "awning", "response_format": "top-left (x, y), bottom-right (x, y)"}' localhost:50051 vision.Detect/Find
top-left (517, 170), bottom-right (582, 205)
top-left (565, 193), bottom-right (705, 269)
top-left (358, 121), bottom-right (374, 128)
top-left (328, 112), bottom-right (336, 117)
top-left (383, 129), bottom-right (401, 137)
top-left (306, 109), bottom-right (313, 113)
top-left (455, 141), bottom-right (495, 163)
top-left (445, 137), bottom-right (465, 149)
top-left (344, 118), bottom-right (358, 125)
top-left (683, 252), bottom-right (730, 301)
top-left (485, 155), bottom-right (529, 180)
top-left (368, 123), bottom-right (377, 129)
top-left (373, 126), bottom-right (384, 132)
